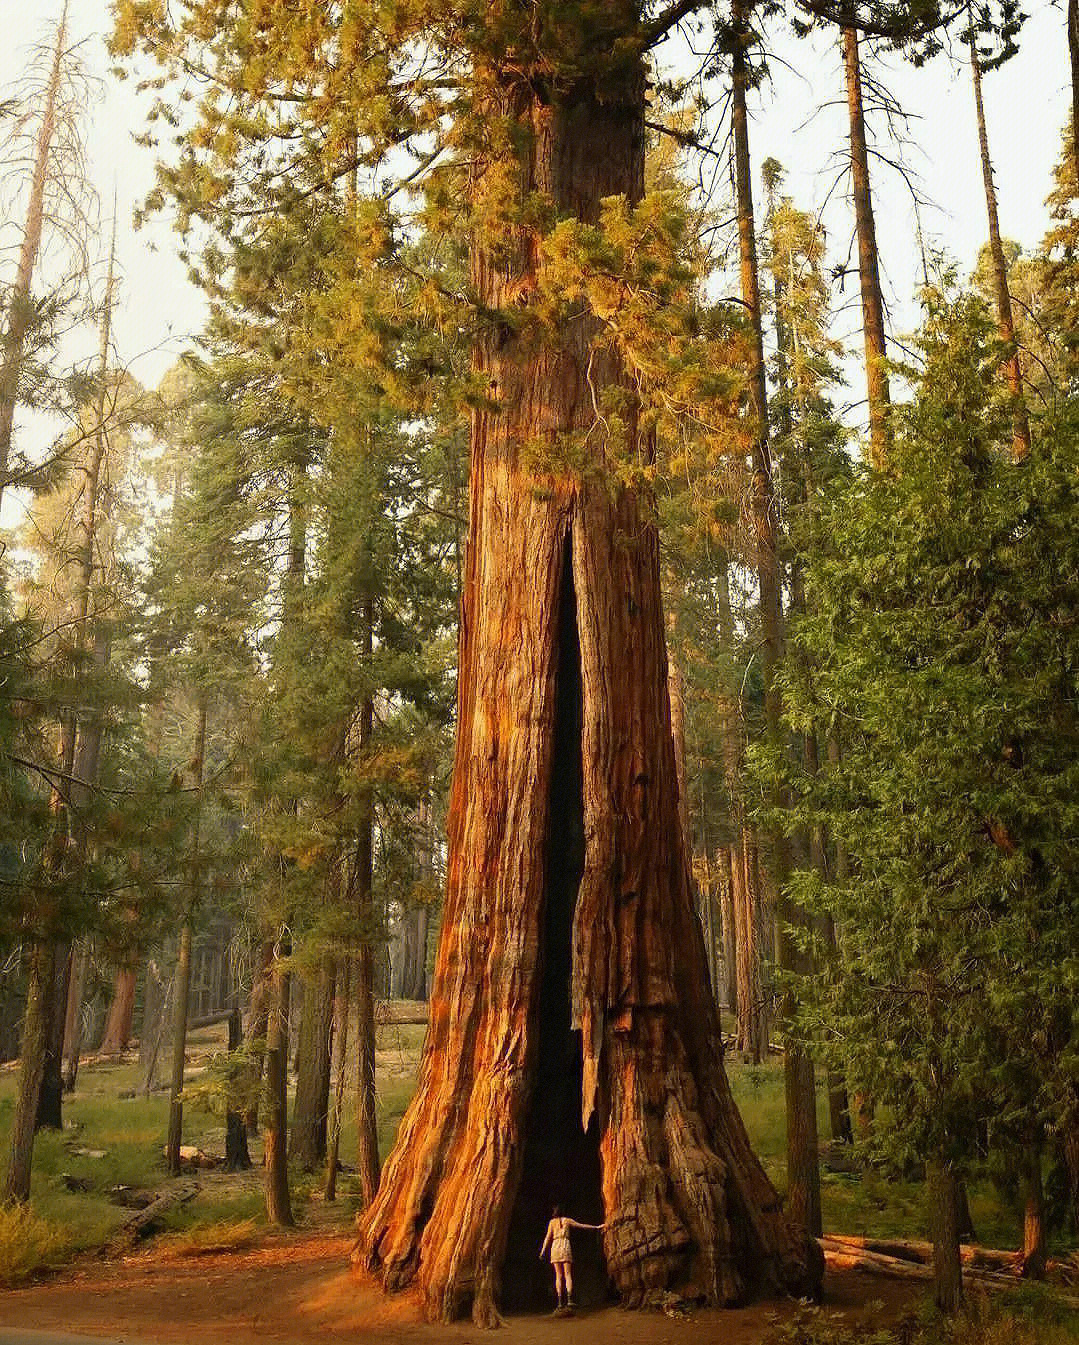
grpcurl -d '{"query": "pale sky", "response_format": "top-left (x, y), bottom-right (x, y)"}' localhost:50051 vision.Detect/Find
top-left (1, 0), bottom-right (1071, 435)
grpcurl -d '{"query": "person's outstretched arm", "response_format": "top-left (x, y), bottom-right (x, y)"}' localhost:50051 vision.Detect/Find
top-left (566, 1219), bottom-right (606, 1231)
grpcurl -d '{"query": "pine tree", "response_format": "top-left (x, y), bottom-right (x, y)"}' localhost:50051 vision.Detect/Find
top-left (782, 283), bottom-right (1079, 1310)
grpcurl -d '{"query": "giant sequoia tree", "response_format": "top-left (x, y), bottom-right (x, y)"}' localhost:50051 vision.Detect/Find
top-left (356, 13), bottom-right (817, 1323)
top-left (115, 0), bottom-right (819, 1323)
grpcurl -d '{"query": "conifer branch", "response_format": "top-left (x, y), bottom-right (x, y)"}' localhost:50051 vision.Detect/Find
top-left (637, 0), bottom-right (711, 48)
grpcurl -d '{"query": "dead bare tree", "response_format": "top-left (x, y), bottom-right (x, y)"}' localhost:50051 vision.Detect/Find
top-left (0, 1), bottom-right (97, 510)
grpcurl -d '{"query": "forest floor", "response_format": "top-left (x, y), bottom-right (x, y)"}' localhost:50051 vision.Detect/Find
top-left (0, 1227), bottom-right (921, 1345)
top-left (2, 1015), bottom-right (1078, 1343)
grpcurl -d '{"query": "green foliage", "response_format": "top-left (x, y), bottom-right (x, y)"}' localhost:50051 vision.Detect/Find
top-left (778, 281), bottom-right (1079, 1178)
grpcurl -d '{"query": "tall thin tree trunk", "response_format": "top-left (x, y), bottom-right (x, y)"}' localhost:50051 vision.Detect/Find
top-left (289, 955), bottom-right (335, 1168)
top-left (3, 940), bottom-right (55, 1201)
top-left (732, 1), bottom-right (819, 1238)
top-left (224, 1005), bottom-right (251, 1171)
top-left (842, 26), bottom-right (891, 468)
top-left (1069, 0), bottom-right (1079, 179)
top-left (717, 848), bottom-right (738, 1011)
top-left (61, 939), bottom-right (88, 1091)
top-left (38, 215), bottom-right (118, 1133)
top-left (243, 939), bottom-right (275, 1135)
top-left (324, 957), bottom-right (352, 1202)
top-left (1019, 1139), bottom-right (1047, 1278)
top-left (716, 567), bottom-right (765, 1061)
top-left (165, 920), bottom-right (193, 1173)
top-left (264, 930), bottom-right (294, 1226)
top-left (927, 1155), bottom-right (963, 1312)
top-left (35, 943), bottom-right (71, 1130)
top-left (969, 39), bottom-right (1030, 460)
top-left (668, 651), bottom-right (690, 854)
top-left (0, 3), bottom-right (67, 507)
top-left (355, 599), bottom-right (381, 1207)
top-left (166, 697), bottom-right (205, 1175)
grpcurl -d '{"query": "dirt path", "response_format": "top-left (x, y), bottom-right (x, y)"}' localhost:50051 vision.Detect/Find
top-left (1, 1233), bottom-right (920, 1345)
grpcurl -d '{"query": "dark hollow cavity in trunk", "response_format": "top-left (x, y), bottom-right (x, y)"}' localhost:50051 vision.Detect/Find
top-left (503, 539), bottom-right (605, 1312)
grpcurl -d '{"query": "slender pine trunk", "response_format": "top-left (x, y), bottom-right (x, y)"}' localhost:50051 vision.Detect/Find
top-left (166, 697), bottom-right (205, 1175)
top-left (224, 1004), bottom-right (251, 1171)
top-left (324, 956), bottom-right (352, 1202)
top-left (289, 955), bottom-right (335, 1169)
top-left (1069, 0), bottom-right (1079, 179)
top-left (732, 1), bottom-right (819, 1236)
top-left (61, 939), bottom-right (88, 1090)
top-left (842, 26), bottom-right (891, 468)
top-left (355, 599), bottom-right (381, 1206)
top-left (264, 930), bottom-right (294, 1226)
top-left (3, 940), bottom-right (55, 1201)
top-left (969, 38), bottom-right (1030, 460)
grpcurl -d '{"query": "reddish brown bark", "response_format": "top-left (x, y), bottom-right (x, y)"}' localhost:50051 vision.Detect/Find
top-left (1019, 1141), bottom-right (1046, 1279)
top-left (717, 849), bottom-right (738, 1013)
top-left (356, 27), bottom-right (817, 1324)
top-left (100, 967), bottom-right (138, 1055)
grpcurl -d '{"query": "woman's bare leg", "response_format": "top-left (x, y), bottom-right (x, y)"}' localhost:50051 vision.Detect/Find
top-left (564, 1263), bottom-right (575, 1305)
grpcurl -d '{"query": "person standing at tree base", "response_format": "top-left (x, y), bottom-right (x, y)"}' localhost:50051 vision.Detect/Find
top-left (539, 1205), bottom-right (605, 1314)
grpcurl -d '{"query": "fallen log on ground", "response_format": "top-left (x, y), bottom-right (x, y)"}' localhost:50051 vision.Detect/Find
top-left (821, 1233), bottom-right (1020, 1271)
top-left (820, 1240), bottom-right (1079, 1307)
top-left (104, 1182), bottom-right (199, 1252)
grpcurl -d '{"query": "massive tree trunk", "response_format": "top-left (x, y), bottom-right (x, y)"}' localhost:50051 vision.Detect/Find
top-left (968, 39), bottom-right (1030, 460)
top-left (841, 26), bottom-right (891, 468)
top-left (356, 24), bottom-right (818, 1324)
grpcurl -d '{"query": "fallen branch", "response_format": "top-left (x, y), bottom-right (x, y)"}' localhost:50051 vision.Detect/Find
top-left (104, 1181), bottom-right (199, 1253)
